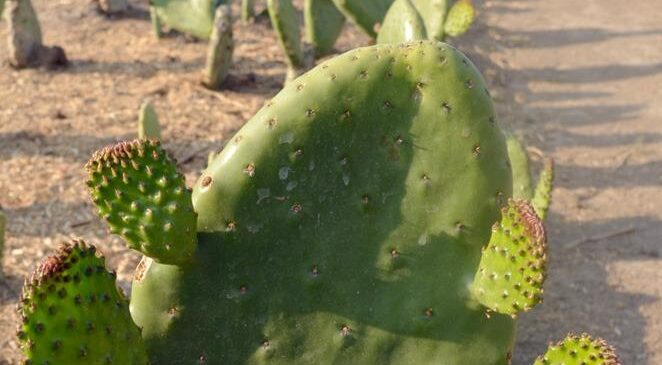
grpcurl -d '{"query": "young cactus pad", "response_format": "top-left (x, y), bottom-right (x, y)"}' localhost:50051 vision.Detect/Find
top-left (17, 240), bottom-right (148, 364)
top-left (130, 41), bottom-right (519, 364)
top-left (137, 101), bottom-right (161, 140)
top-left (85, 140), bottom-right (197, 265)
top-left (471, 199), bottom-right (547, 316)
top-left (534, 333), bottom-right (621, 365)
top-left (443, 0), bottom-right (476, 38)
top-left (533, 158), bottom-right (554, 220)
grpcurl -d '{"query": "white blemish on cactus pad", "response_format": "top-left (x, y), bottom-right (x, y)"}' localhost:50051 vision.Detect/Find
top-left (342, 173), bottom-right (350, 186)
top-left (257, 188), bottom-right (270, 204)
top-left (279, 167), bottom-right (290, 180)
top-left (279, 132), bottom-right (294, 144)
top-left (418, 232), bottom-right (429, 246)
top-left (286, 181), bottom-right (298, 191)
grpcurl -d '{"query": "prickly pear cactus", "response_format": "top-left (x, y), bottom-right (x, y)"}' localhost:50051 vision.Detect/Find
top-left (85, 140), bottom-right (197, 265)
top-left (15, 40), bottom-right (620, 365)
top-left (377, 0), bottom-right (427, 44)
top-left (150, 0), bottom-right (225, 40)
top-left (5, 0), bottom-right (67, 68)
top-left (17, 240), bottom-right (148, 364)
top-left (377, 0), bottom-right (475, 44)
top-left (443, 0), bottom-right (475, 39)
top-left (304, 0), bottom-right (345, 56)
top-left (331, 0), bottom-right (394, 38)
top-left (534, 333), bottom-right (620, 365)
top-left (268, 0), bottom-right (313, 81)
top-left (241, 0), bottom-right (255, 22)
top-left (410, 0), bottom-right (449, 40)
top-left (506, 134), bottom-right (534, 200)
top-left (129, 41), bottom-right (518, 364)
top-left (203, 4), bottom-right (234, 89)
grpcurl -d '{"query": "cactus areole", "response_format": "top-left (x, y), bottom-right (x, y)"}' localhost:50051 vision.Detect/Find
top-left (129, 41), bottom-right (520, 364)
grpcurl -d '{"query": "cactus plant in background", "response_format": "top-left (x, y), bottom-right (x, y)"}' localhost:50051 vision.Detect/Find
top-left (137, 102), bottom-right (162, 140)
top-left (4, 0), bottom-right (67, 69)
top-left (267, 0), bottom-right (313, 81)
top-left (304, 0), bottom-right (345, 57)
top-left (203, 4), bottom-right (234, 89)
top-left (17, 42), bottom-right (609, 365)
top-left (506, 134), bottom-right (555, 220)
top-left (331, 0), bottom-right (394, 38)
top-left (378, 0), bottom-right (475, 44)
top-left (150, 0), bottom-right (226, 40)
top-left (0, 0), bottom-right (5, 18)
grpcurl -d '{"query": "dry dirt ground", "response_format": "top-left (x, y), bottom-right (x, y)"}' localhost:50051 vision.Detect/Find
top-left (0, 0), bottom-right (660, 364)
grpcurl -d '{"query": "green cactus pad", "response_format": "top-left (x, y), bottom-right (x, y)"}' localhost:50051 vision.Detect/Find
top-left (534, 333), bottom-right (621, 365)
top-left (86, 140), bottom-right (197, 266)
top-left (131, 41), bottom-right (515, 364)
top-left (203, 4), bottom-right (234, 90)
top-left (472, 199), bottom-right (547, 316)
top-left (268, 0), bottom-right (312, 79)
top-left (138, 102), bottom-right (161, 140)
top-left (411, 0), bottom-right (449, 40)
top-left (331, 0), bottom-right (394, 38)
top-left (17, 240), bottom-right (148, 365)
top-left (304, 0), bottom-right (345, 56)
top-left (506, 134), bottom-right (533, 200)
top-left (443, 0), bottom-right (475, 38)
top-left (150, 0), bottom-right (222, 40)
top-left (533, 158), bottom-right (554, 220)
top-left (376, 0), bottom-right (427, 44)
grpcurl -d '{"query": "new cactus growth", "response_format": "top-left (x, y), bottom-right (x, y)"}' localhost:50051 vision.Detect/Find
top-left (5, 0), bottom-right (67, 69)
top-left (507, 134), bottom-right (534, 200)
top-left (203, 4), bottom-right (234, 89)
top-left (534, 333), bottom-right (620, 365)
top-left (16, 41), bottom-right (613, 365)
top-left (137, 102), bottom-right (162, 140)
top-left (17, 240), bottom-right (148, 364)
top-left (533, 158), bottom-right (554, 220)
top-left (85, 140), bottom-right (197, 265)
top-left (505, 134), bottom-right (555, 220)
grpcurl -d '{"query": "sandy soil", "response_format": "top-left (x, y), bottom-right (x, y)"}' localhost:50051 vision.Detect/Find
top-left (0, 0), bottom-right (660, 364)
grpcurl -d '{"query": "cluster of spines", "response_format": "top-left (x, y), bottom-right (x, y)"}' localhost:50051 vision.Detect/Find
top-left (534, 333), bottom-right (621, 365)
top-left (17, 240), bottom-right (147, 364)
top-left (472, 199), bottom-right (547, 316)
top-left (86, 139), bottom-right (197, 265)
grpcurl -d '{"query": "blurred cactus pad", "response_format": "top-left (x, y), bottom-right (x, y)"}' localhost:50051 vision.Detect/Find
top-left (132, 40), bottom-right (519, 364)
